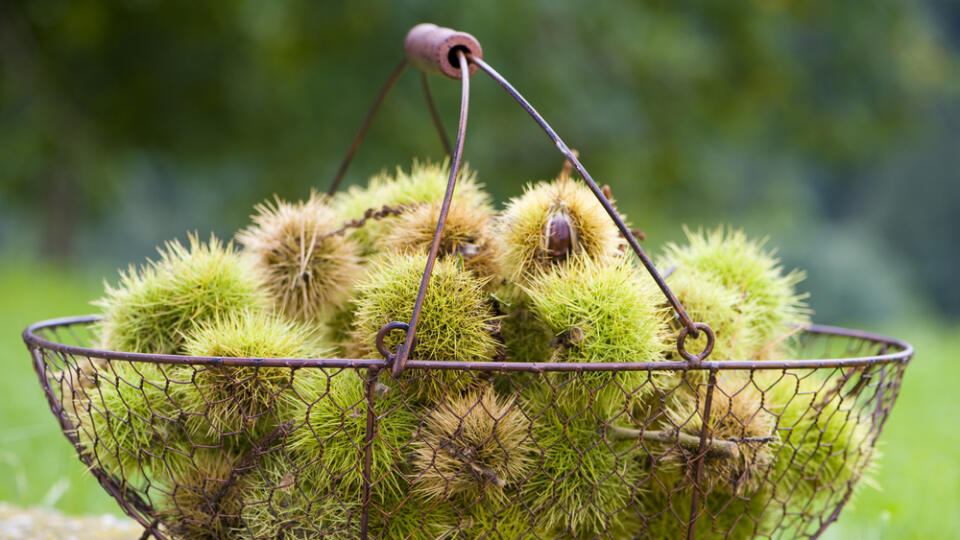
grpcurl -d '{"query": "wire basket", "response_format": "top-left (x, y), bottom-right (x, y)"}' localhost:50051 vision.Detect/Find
top-left (22, 24), bottom-right (913, 540)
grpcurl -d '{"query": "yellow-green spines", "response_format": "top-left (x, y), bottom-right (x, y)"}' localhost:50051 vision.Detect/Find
top-left (332, 160), bottom-right (490, 254)
top-left (497, 177), bottom-right (623, 281)
top-left (768, 374), bottom-right (876, 524)
top-left (659, 226), bottom-right (810, 355)
top-left (96, 233), bottom-right (268, 355)
top-left (663, 267), bottom-right (765, 363)
top-left (322, 299), bottom-right (359, 356)
top-left (634, 477), bottom-right (777, 539)
top-left (449, 504), bottom-right (549, 539)
top-left (496, 284), bottom-right (554, 364)
top-left (243, 472), bottom-right (453, 540)
top-left (661, 372), bottom-right (779, 496)
top-left (410, 389), bottom-right (533, 502)
top-left (154, 448), bottom-right (247, 540)
top-left (237, 193), bottom-right (363, 319)
top-left (173, 310), bottom-right (332, 439)
top-left (525, 257), bottom-right (669, 415)
top-left (238, 449), bottom-right (450, 540)
top-left (376, 200), bottom-right (502, 280)
top-left (349, 253), bottom-right (499, 402)
top-left (282, 369), bottom-right (418, 504)
top-left (519, 386), bottom-right (641, 537)
top-left (371, 496), bottom-right (459, 539)
top-left (71, 361), bottom-right (183, 482)
top-left (236, 459), bottom-right (360, 539)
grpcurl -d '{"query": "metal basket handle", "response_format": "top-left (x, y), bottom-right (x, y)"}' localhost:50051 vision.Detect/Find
top-left (327, 23), bottom-right (715, 377)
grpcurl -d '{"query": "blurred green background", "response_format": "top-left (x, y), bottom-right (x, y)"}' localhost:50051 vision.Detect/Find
top-left (1, 1), bottom-right (957, 538)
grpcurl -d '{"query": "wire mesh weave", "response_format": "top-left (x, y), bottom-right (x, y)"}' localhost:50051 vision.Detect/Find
top-left (24, 316), bottom-right (911, 539)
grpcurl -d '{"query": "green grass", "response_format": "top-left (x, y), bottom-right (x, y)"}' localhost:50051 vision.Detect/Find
top-left (0, 261), bottom-right (118, 514)
top-left (819, 324), bottom-right (960, 540)
top-left (0, 261), bottom-right (957, 539)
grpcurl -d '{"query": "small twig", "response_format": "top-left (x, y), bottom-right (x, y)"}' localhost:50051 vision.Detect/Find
top-left (320, 203), bottom-right (418, 241)
top-left (606, 425), bottom-right (741, 460)
top-left (439, 438), bottom-right (506, 488)
top-left (732, 435), bottom-right (779, 444)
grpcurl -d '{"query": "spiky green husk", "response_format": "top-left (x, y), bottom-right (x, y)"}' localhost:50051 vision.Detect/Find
top-left (71, 361), bottom-right (185, 482)
top-left (322, 299), bottom-right (359, 356)
top-left (155, 448), bottom-right (247, 540)
top-left (96, 233), bottom-right (268, 354)
top-left (495, 284), bottom-right (553, 364)
top-left (236, 456), bottom-right (360, 539)
top-left (370, 496), bottom-right (460, 539)
top-left (237, 193), bottom-right (363, 319)
top-left (487, 285), bottom-right (554, 395)
top-left (240, 461), bottom-right (454, 540)
top-left (282, 369), bottom-right (418, 504)
top-left (349, 253), bottom-right (499, 402)
top-left (172, 310), bottom-right (332, 440)
top-left (497, 177), bottom-right (623, 281)
top-left (410, 389), bottom-right (533, 502)
top-left (332, 160), bottom-right (490, 254)
top-left (519, 384), bottom-right (640, 537)
top-left (663, 267), bottom-right (766, 364)
top-left (376, 200), bottom-right (502, 281)
top-left (658, 226), bottom-right (810, 358)
top-left (448, 503), bottom-right (550, 539)
top-left (525, 257), bottom-right (668, 416)
top-left (236, 451), bottom-right (455, 540)
top-left (630, 477), bottom-right (777, 539)
top-left (767, 373), bottom-right (876, 525)
top-left (660, 372), bottom-right (779, 495)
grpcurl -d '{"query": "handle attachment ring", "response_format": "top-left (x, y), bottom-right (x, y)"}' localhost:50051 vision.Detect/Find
top-left (677, 322), bottom-right (716, 364)
top-left (375, 321), bottom-right (410, 363)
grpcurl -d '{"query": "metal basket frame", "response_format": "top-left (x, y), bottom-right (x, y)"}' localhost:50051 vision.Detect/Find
top-left (21, 23), bottom-right (915, 540)
top-left (24, 318), bottom-right (912, 539)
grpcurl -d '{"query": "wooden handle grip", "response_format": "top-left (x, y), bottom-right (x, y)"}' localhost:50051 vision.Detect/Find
top-left (404, 23), bottom-right (482, 79)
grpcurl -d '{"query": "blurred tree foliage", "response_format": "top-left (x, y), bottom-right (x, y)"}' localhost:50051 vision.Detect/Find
top-left (0, 1), bottom-right (957, 319)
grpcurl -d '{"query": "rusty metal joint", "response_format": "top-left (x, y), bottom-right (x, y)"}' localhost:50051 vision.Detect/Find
top-left (678, 322), bottom-right (715, 364)
top-left (375, 321), bottom-right (410, 366)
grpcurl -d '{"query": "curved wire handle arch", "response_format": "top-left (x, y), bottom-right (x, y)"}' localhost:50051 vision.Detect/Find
top-left (326, 31), bottom-right (716, 379)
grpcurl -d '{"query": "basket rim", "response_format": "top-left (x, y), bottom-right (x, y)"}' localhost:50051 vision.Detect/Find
top-left (23, 314), bottom-right (913, 372)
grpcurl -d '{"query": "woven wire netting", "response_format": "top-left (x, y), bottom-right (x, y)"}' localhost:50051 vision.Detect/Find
top-left (26, 317), bottom-right (909, 540)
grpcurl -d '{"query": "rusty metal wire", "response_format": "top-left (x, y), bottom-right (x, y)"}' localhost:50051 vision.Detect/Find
top-left (465, 55), bottom-right (708, 356)
top-left (24, 317), bottom-right (911, 539)
top-left (390, 48), bottom-right (472, 379)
